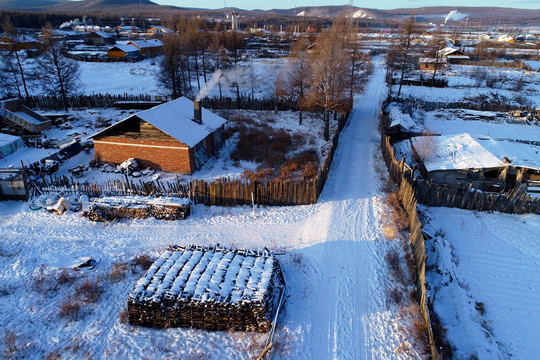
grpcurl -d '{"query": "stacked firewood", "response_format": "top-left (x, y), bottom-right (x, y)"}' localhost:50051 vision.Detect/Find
top-left (83, 197), bottom-right (190, 222)
top-left (127, 245), bottom-right (282, 333)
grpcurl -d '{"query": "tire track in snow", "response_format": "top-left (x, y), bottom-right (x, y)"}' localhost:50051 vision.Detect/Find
top-left (286, 57), bottom-right (408, 360)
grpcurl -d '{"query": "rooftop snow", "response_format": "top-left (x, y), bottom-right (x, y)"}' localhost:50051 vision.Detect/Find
top-left (0, 132), bottom-right (22, 146)
top-left (414, 133), bottom-right (540, 172)
top-left (127, 39), bottom-right (163, 48)
top-left (413, 133), bottom-right (503, 172)
top-left (108, 44), bottom-right (139, 53)
top-left (90, 97), bottom-right (227, 148)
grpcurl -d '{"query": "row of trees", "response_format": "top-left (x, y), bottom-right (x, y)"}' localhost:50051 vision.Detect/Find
top-left (157, 19), bottom-right (367, 141)
top-left (1, 20), bottom-right (80, 110)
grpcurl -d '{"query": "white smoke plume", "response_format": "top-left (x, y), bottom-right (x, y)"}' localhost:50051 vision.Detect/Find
top-left (444, 10), bottom-right (467, 24)
top-left (59, 16), bottom-right (89, 29)
top-left (195, 67), bottom-right (249, 100)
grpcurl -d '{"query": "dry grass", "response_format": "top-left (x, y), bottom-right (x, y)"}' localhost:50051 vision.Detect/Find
top-left (119, 308), bottom-right (129, 324)
top-left (131, 254), bottom-right (153, 270)
top-left (77, 279), bottom-right (103, 303)
top-left (59, 296), bottom-right (81, 321)
top-left (382, 192), bottom-right (408, 240)
top-left (109, 263), bottom-right (128, 283)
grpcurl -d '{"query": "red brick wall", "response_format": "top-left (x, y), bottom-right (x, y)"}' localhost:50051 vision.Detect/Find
top-left (94, 136), bottom-right (194, 174)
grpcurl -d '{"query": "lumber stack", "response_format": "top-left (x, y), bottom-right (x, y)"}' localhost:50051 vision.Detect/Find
top-left (83, 196), bottom-right (190, 221)
top-left (127, 245), bottom-right (282, 333)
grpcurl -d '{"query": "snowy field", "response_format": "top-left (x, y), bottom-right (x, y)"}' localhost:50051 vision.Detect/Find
top-left (421, 206), bottom-right (540, 359)
top-left (0, 58), bottom-right (427, 359)
top-left (386, 103), bottom-right (540, 143)
top-left (392, 64), bottom-right (540, 107)
top-left (4, 54), bottom-right (290, 99)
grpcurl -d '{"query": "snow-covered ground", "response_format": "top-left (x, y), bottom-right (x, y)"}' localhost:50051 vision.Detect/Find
top-left (3, 54), bottom-right (290, 99)
top-left (421, 206), bottom-right (540, 359)
top-left (0, 58), bottom-right (426, 359)
top-left (392, 64), bottom-right (540, 107)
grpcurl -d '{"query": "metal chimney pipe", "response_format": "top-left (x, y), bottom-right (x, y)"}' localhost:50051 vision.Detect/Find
top-left (194, 100), bottom-right (202, 123)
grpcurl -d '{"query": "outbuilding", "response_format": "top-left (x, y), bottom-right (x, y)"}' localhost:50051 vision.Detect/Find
top-left (84, 31), bottom-right (116, 46)
top-left (107, 44), bottom-right (140, 59)
top-left (90, 97), bottom-right (227, 174)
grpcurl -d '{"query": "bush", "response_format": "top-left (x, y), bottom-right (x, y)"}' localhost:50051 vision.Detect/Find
top-left (131, 254), bottom-right (152, 270)
top-left (59, 297), bottom-right (81, 321)
top-left (109, 263), bottom-right (128, 283)
top-left (77, 279), bottom-right (102, 303)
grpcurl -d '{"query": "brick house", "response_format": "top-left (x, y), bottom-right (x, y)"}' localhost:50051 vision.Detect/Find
top-left (90, 97), bottom-right (227, 174)
top-left (126, 39), bottom-right (163, 55)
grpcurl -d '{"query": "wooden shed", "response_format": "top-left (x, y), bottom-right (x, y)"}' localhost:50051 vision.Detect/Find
top-left (126, 39), bottom-right (163, 55)
top-left (90, 97), bottom-right (227, 174)
top-left (84, 31), bottom-right (116, 46)
top-left (107, 44), bottom-right (140, 59)
top-left (0, 34), bottom-right (37, 51)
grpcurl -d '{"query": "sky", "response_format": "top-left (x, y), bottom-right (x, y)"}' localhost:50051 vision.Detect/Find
top-left (153, 0), bottom-right (539, 10)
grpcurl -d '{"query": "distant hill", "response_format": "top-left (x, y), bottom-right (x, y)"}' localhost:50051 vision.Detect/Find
top-left (0, 0), bottom-right (66, 10)
top-left (1, 2), bottom-right (538, 27)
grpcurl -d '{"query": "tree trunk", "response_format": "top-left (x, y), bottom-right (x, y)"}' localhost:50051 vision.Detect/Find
top-left (14, 51), bottom-right (29, 98)
top-left (397, 66), bottom-right (405, 97)
top-left (324, 109), bottom-right (330, 141)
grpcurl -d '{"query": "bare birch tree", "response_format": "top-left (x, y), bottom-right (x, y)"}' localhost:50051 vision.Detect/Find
top-left (157, 34), bottom-right (185, 99)
top-left (37, 25), bottom-right (80, 110)
top-left (1, 19), bottom-right (31, 98)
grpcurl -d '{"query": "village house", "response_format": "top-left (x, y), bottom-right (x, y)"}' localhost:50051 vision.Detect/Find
top-left (411, 133), bottom-right (540, 192)
top-left (437, 47), bottom-right (470, 63)
top-left (126, 39), bottom-right (163, 55)
top-left (107, 44), bottom-right (140, 59)
top-left (90, 97), bottom-right (227, 174)
top-left (146, 26), bottom-right (173, 36)
top-left (418, 57), bottom-right (447, 71)
top-left (0, 34), bottom-right (38, 51)
top-left (84, 31), bottom-right (116, 46)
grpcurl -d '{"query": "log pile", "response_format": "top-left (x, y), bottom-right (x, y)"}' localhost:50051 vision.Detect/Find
top-left (83, 196), bottom-right (190, 222)
top-left (127, 245), bottom-right (282, 333)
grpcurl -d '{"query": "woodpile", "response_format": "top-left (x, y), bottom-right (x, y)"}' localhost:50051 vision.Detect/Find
top-left (83, 196), bottom-right (190, 222)
top-left (127, 245), bottom-right (283, 333)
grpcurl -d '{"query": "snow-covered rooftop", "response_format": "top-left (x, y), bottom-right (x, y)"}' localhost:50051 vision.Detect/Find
top-left (108, 44), bottom-right (139, 53)
top-left (127, 39), bottom-right (163, 49)
top-left (414, 133), bottom-right (540, 172)
top-left (91, 97), bottom-right (227, 148)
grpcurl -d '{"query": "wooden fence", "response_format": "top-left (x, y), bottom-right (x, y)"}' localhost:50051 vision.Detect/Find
top-left (31, 113), bottom-right (349, 206)
top-left (414, 181), bottom-right (540, 214)
top-left (380, 106), bottom-right (443, 360)
top-left (16, 94), bottom-right (299, 112)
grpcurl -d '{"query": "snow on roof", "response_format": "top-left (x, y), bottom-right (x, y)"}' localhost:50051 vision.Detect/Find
top-left (89, 31), bottom-right (115, 38)
top-left (414, 133), bottom-right (503, 172)
top-left (0, 132), bottom-right (22, 146)
top-left (90, 97), bottom-right (227, 148)
top-left (1, 34), bottom-right (37, 43)
top-left (415, 133), bottom-right (540, 172)
top-left (127, 39), bottom-right (163, 48)
top-left (108, 44), bottom-right (139, 53)
top-left (438, 47), bottom-right (469, 59)
top-left (388, 105), bottom-right (416, 130)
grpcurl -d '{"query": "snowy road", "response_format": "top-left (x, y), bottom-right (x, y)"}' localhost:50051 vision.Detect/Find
top-left (281, 58), bottom-right (417, 359)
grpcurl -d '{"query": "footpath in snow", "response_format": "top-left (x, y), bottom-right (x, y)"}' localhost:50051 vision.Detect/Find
top-left (279, 57), bottom-right (421, 359)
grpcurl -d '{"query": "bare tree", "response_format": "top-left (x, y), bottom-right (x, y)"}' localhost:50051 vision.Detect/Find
top-left (37, 25), bottom-right (81, 110)
top-left (157, 34), bottom-right (185, 99)
top-left (284, 36), bottom-right (311, 125)
top-left (307, 28), bottom-right (350, 141)
top-left (388, 16), bottom-right (419, 97)
top-left (413, 131), bottom-right (439, 162)
top-left (426, 30), bottom-right (446, 87)
top-left (1, 19), bottom-right (31, 98)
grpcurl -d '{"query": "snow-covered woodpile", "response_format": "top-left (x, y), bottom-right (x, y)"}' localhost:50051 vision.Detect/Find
top-left (83, 196), bottom-right (190, 221)
top-left (127, 245), bottom-right (283, 332)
